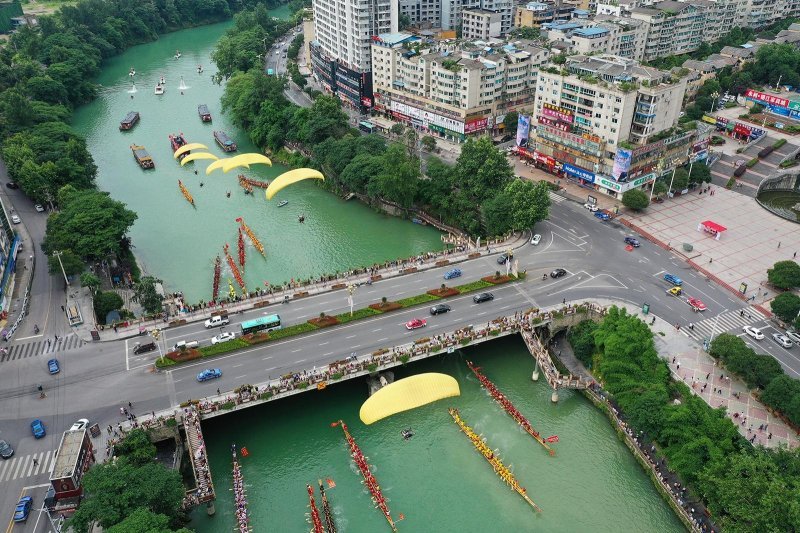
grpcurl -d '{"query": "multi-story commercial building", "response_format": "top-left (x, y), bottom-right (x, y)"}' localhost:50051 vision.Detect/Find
top-left (529, 54), bottom-right (691, 198)
top-left (311, 0), bottom-right (398, 109)
top-left (513, 1), bottom-right (576, 28)
top-left (543, 16), bottom-right (647, 60)
top-left (462, 8), bottom-right (502, 39)
top-left (630, 1), bottom-right (706, 61)
top-left (371, 33), bottom-right (549, 140)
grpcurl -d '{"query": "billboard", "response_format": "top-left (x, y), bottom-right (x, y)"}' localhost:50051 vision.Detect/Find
top-left (612, 148), bottom-right (633, 181)
top-left (516, 114), bottom-right (531, 147)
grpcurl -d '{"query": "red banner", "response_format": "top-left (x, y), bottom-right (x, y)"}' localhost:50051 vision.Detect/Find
top-left (745, 89), bottom-right (789, 108)
top-left (733, 123), bottom-right (752, 137)
top-left (465, 117), bottom-right (488, 133)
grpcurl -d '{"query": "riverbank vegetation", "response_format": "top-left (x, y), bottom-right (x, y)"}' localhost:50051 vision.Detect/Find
top-left (215, 8), bottom-right (551, 238)
top-left (68, 429), bottom-right (190, 533)
top-left (582, 307), bottom-right (800, 531)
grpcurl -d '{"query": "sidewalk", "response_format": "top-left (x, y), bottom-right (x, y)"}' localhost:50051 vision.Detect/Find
top-left (72, 230), bottom-right (531, 343)
top-left (591, 299), bottom-right (799, 450)
top-left (1, 219), bottom-right (35, 341)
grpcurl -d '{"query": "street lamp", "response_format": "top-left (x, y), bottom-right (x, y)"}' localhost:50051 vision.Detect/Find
top-left (709, 92), bottom-right (720, 114)
top-left (347, 284), bottom-right (356, 317)
top-left (52, 251), bottom-right (69, 286)
top-left (648, 158), bottom-right (665, 203)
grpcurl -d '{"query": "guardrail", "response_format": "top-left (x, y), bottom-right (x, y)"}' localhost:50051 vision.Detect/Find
top-left (3, 251), bottom-right (35, 341)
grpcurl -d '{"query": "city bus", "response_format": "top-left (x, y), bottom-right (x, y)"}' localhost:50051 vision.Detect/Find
top-left (359, 121), bottom-right (375, 134)
top-left (241, 314), bottom-right (282, 335)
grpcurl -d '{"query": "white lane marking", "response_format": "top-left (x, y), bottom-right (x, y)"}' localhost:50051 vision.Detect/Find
top-left (262, 356), bottom-right (273, 360)
top-left (377, 338), bottom-right (388, 342)
top-left (125, 338), bottom-right (130, 371)
top-left (235, 375), bottom-right (247, 380)
top-left (319, 342), bottom-right (329, 346)
top-left (291, 349), bottom-right (302, 353)
top-left (296, 359), bottom-right (306, 363)
top-left (345, 335), bottom-right (357, 339)
top-left (373, 328), bottom-right (382, 332)
top-left (232, 364), bottom-right (243, 368)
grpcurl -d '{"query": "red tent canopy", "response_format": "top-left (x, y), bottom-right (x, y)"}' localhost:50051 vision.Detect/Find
top-left (700, 221), bottom-right (727, 233)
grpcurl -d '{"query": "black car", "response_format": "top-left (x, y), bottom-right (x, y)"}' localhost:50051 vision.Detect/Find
top-left (623, 236), bottom-right (641, 247)
top-left (132, 341), bottom-right (157, 355)
top-left (0, 439), bottom-right (14, 459)
top-left (550, 268), bottom-right (567, 278)
top-left (5, 182), bottom-right (19, 190)
top-left (473, 292), bottom-right (494, 303)
top-left (430, 304), bottom-right (452, 315)
top-left (497, 253), bottom-right (510, 264)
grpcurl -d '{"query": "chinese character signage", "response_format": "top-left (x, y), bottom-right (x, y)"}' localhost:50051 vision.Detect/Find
top-left (542, 103), bottom-right (574, 123)
top-left (745, 89), bottom-right (789, 109)
top-left (465, 117), bottom-right (488, 133)
top-left (516, 114), bottom-right (531, 147)
top-left (562, 163), bottom-right (595, 182)
top-left (612, 148), bottom-right (633, 181)
top-left (538, 116), bottom-right (570, 132)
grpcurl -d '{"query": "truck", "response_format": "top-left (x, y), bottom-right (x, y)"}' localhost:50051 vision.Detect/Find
top-left (172, 340), bottom-right (199, 351)
top-left (204, 313), bottom-right (230, 329)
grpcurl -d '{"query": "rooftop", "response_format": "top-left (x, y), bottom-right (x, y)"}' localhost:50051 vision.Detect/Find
top-left (51, 430), bottom-right (86, 481)
top-left (375, 33), bottom-right (418, 46)
top-left (573, 27), bottom-right (609, 37)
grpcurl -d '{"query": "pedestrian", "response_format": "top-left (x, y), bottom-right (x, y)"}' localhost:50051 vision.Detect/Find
top-left (562, 298), bottom-right (566, 305)
top-left (794, 252), bottom-right (797, 259)
top-left (113, 324), bottom-right (118, 333)
top-left (689, 322), bottom-right (694, 330)
top-left (675, 323), bottom-right (681, 331)
top-left (128, 401), bottom-right (132, 409)
top-left (740, 309), bottom-right (744, 317)
top-left (120, 407), bottom-right (125, 416)
top-left (709, 257), bottom-right (713, 263)
top-left (672, 356), bottom-right (676, 364)
top-left (778, 241), bottom-right (781, 249)
top-left (60, 305), bottom-right (65, 312)
top-left (151, 411), bottom-right (155, 418)
top-left (33, 458), bottom-right (38, 467)
top-left (676, 362), bottom-right (680, 370)
top-left (217, 388), bottom-right (221, 395)
top-left (651, 316), bottom-right (656, 325)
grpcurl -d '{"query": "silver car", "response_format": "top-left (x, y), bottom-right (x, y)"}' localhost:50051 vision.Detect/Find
top-left (785, 330), bottom-right (800, 345)
top-left (772, 333), bottom-right (793, 349)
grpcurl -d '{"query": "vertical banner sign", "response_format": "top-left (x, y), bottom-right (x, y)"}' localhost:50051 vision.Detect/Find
top-left (516, 115), bottom-right (531, 148)
top-left (612, 148), bottom-right (633, 181)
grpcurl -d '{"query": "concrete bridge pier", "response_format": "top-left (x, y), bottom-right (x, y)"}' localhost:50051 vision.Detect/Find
top-left (207, 501), bottom-right (216, 516)
top-left (551, 390), bottom-right (559, 403)
top-left (531, 360), bottom-right (540, 382)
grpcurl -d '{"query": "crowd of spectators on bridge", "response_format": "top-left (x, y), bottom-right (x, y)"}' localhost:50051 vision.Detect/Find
top-left (183, 407), bottom-right (214, 508)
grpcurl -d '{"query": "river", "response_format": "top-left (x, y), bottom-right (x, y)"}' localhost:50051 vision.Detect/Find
top-left (190, 337), bottom-right (684, 532)
top-left (71, 13), bottom-right (442, 304)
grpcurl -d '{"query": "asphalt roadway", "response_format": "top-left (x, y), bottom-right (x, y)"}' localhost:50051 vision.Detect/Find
top-left (1, 198), bottom-right (796, 531)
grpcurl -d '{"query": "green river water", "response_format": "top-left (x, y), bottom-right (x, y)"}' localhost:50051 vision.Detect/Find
top-left (71, 14), bottom-right (442, 303)
top-left (70, 13), bottom-right (683, 532)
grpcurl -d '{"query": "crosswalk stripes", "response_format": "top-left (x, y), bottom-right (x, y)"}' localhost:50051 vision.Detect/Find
top-left (683, 306), bottom-right (768, 342)
top-left (0, 450), bottom-right (55, 484)
top-left (548, 191), bottom-right (566, 204)
top-left (0, 333), bottom-right (84, 363)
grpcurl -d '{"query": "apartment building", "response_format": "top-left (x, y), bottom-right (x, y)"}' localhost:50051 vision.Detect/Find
top-left (629, 2), bottom-right (706, 61)
top-left (399, 0), bottom-right (443, 26)
top-left (311, 0), bottom-right (398, 110)
top-left (543, 16), bottom-right (647, 60)
top-left (462, 8), bottom-right (502, 39)
top-left (530, 54), bottom-right (691, 198)
top-left (513, 1), bottom-right (576, 28)
top-left (371, 34), bottom-right (549, 140)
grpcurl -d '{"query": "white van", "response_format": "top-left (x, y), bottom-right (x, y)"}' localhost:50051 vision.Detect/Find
top-left (204, 315), bottom-right (230, 328)
top-left (173, 340), bottom-right (199, 351)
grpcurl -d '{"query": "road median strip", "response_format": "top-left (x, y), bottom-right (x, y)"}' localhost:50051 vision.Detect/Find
top-left (155, 273), bottom-right (524, 368)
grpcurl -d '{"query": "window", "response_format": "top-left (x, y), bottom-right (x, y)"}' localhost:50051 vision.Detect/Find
top-left (612, 118), bottom-right (618, 124)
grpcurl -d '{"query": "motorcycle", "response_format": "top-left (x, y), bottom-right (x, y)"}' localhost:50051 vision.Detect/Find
top-left (33, 324), bottom-right (39, 334)
top-left (282, 295), bottom-right (290, 304)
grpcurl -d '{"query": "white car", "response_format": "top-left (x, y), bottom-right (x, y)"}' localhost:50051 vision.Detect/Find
top-left (70, 419), bottom-right (89, 432)
top-left (34, 204), bottom-right (44, 213)
top-left (211, 332), bottom-right (236, 345)
top-left (583, 203), bottom-right (599, 212)
top-left (530, 234), bottom-right (542, 246)
top-left (772, 333), bottom-right (793, 348)
top-left (742, 326), bottom-right (764, 340)
top-left (10, 215), bottom-right (20, 224)
top-left (786, 331), bottom-right (800, 345)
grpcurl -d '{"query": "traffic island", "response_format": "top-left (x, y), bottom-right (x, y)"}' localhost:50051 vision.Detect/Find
top-left (369, 301), bottom-right (403, 312)
top-left (482, 274), bottom-right (514, 284)
top-left (308, 314), bottom-right (340, 328)
top-left (427, 287), bottom-right (459, 298)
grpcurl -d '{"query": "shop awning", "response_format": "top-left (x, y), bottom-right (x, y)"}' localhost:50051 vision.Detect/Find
top-left (701, 220), bottom-right (727, 232)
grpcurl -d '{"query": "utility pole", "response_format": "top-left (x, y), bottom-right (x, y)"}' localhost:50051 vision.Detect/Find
top-left (52, 251), bottom-right (69, 286)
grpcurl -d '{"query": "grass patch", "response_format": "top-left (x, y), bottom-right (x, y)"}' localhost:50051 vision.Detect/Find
top-left (335, 307), bottom-right (382, 324)
top-left (155, 357), bottom-right (177, 368)
top-left (268, 322), bottom-right (318, 340)
top-left (482, 275), bottom-right (513, 284)
top-left (398, 293), bottom-right (440, 307)
top-left (453, 280), bottom-right (493, 293)
top-left (199, 339), bottom-right (250, 357)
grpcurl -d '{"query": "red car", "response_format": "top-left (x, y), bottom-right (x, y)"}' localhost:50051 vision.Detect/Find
top-left (405, 318), bottom-right (427, 330)
top-left (687, 297), bottom-right (707, 312)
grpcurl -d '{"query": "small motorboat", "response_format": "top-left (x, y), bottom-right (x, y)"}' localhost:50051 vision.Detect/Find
top-left (277, 200), bottom-right (288, 207)
top-left (129, 67), bottom-right (135, 77)
top-left (119, 111), bottom-right (140, 131)
top-left (174, 50), bottom-right (181, 59)
top-left (197, 65), bottom-right (203, 74)
top-left (154, 84), bottom-right (164, 95)
top-left (298, 214), bottom-right (305, 223)
top-left (160, 76), bottom-right (165, 85)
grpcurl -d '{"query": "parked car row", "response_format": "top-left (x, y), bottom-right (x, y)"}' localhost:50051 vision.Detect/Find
top-left (743, 326), bottom-right (800, 350)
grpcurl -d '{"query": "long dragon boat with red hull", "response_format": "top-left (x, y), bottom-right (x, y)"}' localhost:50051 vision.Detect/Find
top-left (169, 133), bottom-right (189, 161)
top-left (306, 484), bottom-right (325, 533)
top-left (214, 130), bottom-right (237, 152)
top-left (119, 111), bottom-right (139, 131)
top-left (237, 174), bottom-right (270, 189)
top-left (230, 444), bottom-right (252, 533)
top-left (467, 360), bottom-right (555, 455)
top-left (318, 479), bottom-right (337, 533)
top-left (334, 420), bottom-right (398, 531)
top-left (130, 145), bottom-right (154, 169)
top-left (198, 104), bottom-right (212, 122)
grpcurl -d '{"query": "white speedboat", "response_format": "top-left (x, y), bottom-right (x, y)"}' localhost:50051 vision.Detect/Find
top-left (129, 67), bottom-right (135, 77)
top-left (154, 84), bottom-right (164, 95)
top-left (277, 200), bottom-right (288, 207)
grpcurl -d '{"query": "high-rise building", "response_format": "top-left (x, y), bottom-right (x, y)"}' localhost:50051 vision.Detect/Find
top-left (629, 1), bottom-right (706, 61)
top-left (311, 0), bottom-right (399, 109)
top-left (530, 54), bottom-right (693, 198)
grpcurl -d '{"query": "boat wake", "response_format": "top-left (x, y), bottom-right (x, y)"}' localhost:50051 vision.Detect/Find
top-left (127, 83), bottom-right (137, 94)
top-left (179, 77), bottom-right (188, 91)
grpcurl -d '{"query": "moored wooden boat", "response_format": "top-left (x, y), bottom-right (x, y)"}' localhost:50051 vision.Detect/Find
top-left (119, 111), bottom-right (140, 131)
top-left (198, 104), bottom-right (212, 122)
top-left (131, 145), bottom-right (155, 169)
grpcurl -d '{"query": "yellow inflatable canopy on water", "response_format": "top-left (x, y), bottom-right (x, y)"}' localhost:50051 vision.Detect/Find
top-left (180, 152), bottom-right (219, 166)
top-left (173, 143), bottom-right (209, 159)
top-left (265, 168), bottom-right (325, 200)
top-left (222, 153), bottom-right (272, 173)
top-left (359, 373), bottom-right (460, 425)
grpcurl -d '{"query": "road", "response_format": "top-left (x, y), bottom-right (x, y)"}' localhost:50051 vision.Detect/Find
top-left (0, 187), bottom-right (796, 529)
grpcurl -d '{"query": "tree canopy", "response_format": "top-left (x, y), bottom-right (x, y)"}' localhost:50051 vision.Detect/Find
top-left (767, 260), bottom-right (800, 290)
top-left (622, 188), bottom-right (649, 210)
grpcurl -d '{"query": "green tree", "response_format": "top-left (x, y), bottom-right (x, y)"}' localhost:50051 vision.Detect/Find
top-left (768, 260), bottom-right (800, 290)
top-left (94, 291), bottom-right (124, 325)
top-left (80, 272), bottom-right (101, 293)
top-left (453, 137), bottom-right (514, 203)
top-left (68, 460), bottom-right (184, 533)
top-left (113, 428), bottom-right (156, 466)
top-left (390, 123), bottom-right (405, 137)
top-left (670, 167), bottom-right (689, 191)
top-left (652, 180), bottom-right (668, 197)
top-left (47, 249), bottom-right (85, 278)
top-left (132, 276), bottom-right (163, 315)
top-left (689, 162), bottom-right (712, 183)
top-left (43, 187), bottom-right (137, 260)
top-left (421, 135), bottom-right (437, 152)
top-left (761, 374), bottom-right (800, 416)
top-left (107, 508), bottom-right (192, 533)
top-left (567, 319), bottom-right (598, 368)
top-left (771, 292), bottom-right (800, 322)
top-left (621, 188), bottom-right (649, 210)
top-left (367, 144), bottom-right (419, 207)
top-left (503, 111), bottom-right (519, 135)
top-left (504, 179), bottom-right (550, 232)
